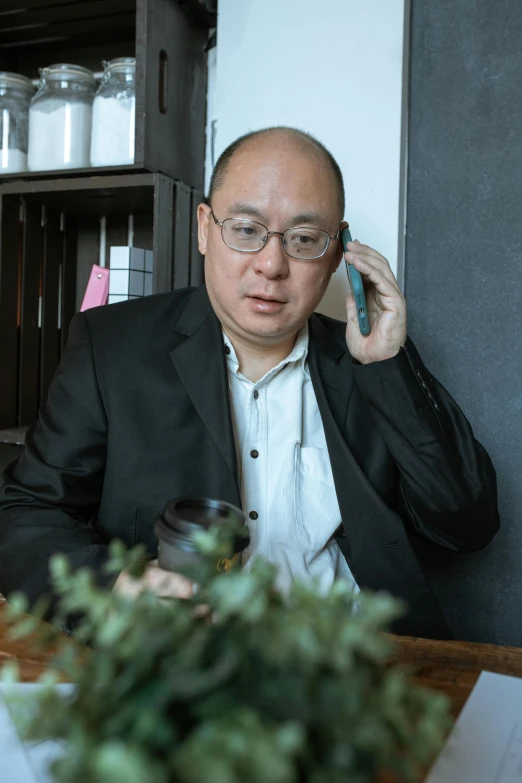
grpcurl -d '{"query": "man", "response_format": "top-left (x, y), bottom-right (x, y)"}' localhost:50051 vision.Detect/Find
top-left (0, 127), bottom-right (499, 637)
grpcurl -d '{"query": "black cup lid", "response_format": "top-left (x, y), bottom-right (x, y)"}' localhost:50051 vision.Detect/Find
top-left (156, 497), bottom-right (249, 551)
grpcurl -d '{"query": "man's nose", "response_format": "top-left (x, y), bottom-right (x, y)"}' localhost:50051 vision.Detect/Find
top-left (252, 233), bottom-right (290, 279)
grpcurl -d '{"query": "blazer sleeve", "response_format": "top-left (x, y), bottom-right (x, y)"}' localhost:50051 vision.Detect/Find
top-left (350, 336), bottom-right (500, 552)
top-left (0, 312), bottom-right (114, 608)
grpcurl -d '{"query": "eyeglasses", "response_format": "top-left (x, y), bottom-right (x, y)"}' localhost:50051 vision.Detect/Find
top-left (210, 210), bottom-right (340, 261)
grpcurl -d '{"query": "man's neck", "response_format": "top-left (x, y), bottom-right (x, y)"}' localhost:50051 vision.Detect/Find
top-left (224, 329), bottom-right (298, 383)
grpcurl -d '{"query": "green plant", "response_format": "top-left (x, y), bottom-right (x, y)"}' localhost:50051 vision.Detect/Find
top-left (2, 528), bottom-right (450, 783)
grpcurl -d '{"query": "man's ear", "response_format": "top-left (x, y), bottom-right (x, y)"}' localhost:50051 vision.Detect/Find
top-left (334, 220), bottom-right (348, 271)
top-left (197, 203), bottom-right (211, 255)
top-left (334, 239), bottom-right (344, 271)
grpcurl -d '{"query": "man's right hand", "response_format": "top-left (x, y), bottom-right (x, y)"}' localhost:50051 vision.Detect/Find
top-left (112, 559), bottom-right (194, 600)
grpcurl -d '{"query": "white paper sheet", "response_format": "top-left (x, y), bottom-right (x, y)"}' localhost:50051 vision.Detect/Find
top-left (0, 683), bottom-right (72, 783)
top-left (426, 670), bottom-right (522, 783)
top-left (3, 671), bottom-right (522, 782)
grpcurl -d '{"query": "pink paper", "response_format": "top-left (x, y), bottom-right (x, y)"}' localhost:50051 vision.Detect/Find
top-left (80, 265), bottom-right (109, 312)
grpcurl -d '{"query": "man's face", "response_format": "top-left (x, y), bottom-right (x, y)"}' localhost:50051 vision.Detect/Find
top-left (197, 137), bottom-right (343, 347)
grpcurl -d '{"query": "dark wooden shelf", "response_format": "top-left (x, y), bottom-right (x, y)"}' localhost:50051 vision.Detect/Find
top-left (0, 0), bottom-right (209, 430)
top-left (0, 0), bottom-right (216, 53)
top-left (0, 169), bottom-right (204, 428)
top-left (0, 172), bottom-right (157, 215)
top-left (0, 0), bottom-right (209, 189)
top-left (0, 163), bottom-right (148, 184)
top-left (177, 0), bottom-right (217, 28)
top-left (0, 0), bottom-right (136, 53)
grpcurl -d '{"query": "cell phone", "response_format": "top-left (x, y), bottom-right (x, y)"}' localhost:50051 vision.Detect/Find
top-left (341, 226), bottom-right (371, 336)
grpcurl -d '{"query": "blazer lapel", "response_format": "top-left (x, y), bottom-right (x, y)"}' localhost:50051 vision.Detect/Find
top-left (308, 315), bottom-right (391, 478)
top-left (308, 313), bottom-right (378, 516)
top-left (308, 313), bottom-right (355, 432)
top-left (169, 288), bottom-right (239, 488)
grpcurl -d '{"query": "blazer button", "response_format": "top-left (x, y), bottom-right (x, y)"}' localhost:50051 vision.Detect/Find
top-left (249, 510), bottom-right (258, 520)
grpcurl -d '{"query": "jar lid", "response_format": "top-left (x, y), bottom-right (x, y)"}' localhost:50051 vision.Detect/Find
top-left (41, 63), bottom-right (96, 88)
top-left (0, 72), bottom-right (35, 96)
top-left (103, 57), bottom-right (136, 74)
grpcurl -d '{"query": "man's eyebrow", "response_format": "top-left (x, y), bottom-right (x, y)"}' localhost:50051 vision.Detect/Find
top-left (226, 203), bottom-right (329, 227)
top-left (227, 203), bottom-right (266, 220)
top-left (288, 211), bottom-right (328, 227)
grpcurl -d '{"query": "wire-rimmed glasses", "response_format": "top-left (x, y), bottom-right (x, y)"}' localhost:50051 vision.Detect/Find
top-left (210, 210), bottom-right (340, 260)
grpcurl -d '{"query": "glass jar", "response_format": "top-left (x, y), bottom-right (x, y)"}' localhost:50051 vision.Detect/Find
top-left (155, 497), bottom-right (250, 582)
top-left (90, 57), bottom-right (136, 167)
top-left (28, 63), bottom-right (96, 171)
top-left (0, 72), bottom-right (34, 173)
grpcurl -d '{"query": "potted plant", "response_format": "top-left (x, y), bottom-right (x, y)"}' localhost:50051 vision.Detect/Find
top-left (2, 527), bottom-right (450, 783)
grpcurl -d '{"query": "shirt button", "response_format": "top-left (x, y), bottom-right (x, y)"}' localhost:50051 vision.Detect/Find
top-left (224, 344), bottom-right (231, 355)
top-left (249, 510), bottom-right (258, 520)
top-left (253, 390), bottom-right (259, 399)
top-left (250, 449), bottom-right (259, 459)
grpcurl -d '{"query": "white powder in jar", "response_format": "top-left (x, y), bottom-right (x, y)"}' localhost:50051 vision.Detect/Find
top-left (0, 149), bottom-right (27, 173)
top-left (28, 100), bottom-right (92, 171)
top-left (90, 93), bottom-right (135, 167)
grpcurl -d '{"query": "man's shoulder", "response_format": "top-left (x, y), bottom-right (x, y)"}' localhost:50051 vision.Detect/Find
top-left (82, 287), bottom-right (197, 329)
top-left (75, 286), bottom-right (208, 357)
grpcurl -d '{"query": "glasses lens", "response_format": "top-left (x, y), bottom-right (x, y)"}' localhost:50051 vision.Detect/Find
top-left (284, 227), bottom-right (329, 259)
top-left (222, 218), bottom-right (266, 251)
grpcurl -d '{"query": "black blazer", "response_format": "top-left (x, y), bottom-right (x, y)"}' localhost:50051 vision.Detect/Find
top-left (0, 286), bottom-right (499, 637)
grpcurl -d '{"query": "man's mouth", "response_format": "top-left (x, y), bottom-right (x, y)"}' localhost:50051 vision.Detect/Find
top-left (246, 294), bottom-right (287, 312)
top-left (248, 294), bottom-right (286, 303)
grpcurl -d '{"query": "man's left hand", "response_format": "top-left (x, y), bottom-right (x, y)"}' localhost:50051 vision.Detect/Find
top-left (344, 240), bottom-right (407, 365)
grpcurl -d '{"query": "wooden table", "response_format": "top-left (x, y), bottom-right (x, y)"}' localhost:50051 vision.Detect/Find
top-left (389, 633), bottom-right (522, 717)
top-left (3, 600), bottom-right (522, 704)
top-left (2, 597), bottom-right (522, 780)
top-left (0, 598), bottom-right (67, 681)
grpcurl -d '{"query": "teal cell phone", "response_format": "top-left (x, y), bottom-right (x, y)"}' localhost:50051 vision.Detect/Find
top-left (341, 226), bottom-right (371, 336)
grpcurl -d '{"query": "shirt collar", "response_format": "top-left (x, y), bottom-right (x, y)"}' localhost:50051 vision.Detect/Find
top-left (223, 323), bottom-right (309, 383)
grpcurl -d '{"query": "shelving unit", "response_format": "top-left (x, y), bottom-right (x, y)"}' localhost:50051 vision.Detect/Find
top-left (0, 0), bottom-right (217, 433)
top-left (0, 0), bottom-right (214, 186)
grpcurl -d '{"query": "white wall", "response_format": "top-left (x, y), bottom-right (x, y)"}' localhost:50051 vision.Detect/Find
top-left (207, 0), bottom-right (409, 320)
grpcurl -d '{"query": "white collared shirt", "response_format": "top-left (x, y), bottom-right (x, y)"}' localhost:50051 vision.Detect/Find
top-left (224, 325), bottom-right (359, 597)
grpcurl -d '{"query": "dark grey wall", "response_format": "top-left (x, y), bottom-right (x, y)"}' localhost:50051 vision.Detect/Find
top-left (406, 1), bottom-right (522, 644)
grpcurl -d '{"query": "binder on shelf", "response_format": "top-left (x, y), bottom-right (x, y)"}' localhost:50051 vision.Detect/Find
top-left (80, 265), bottom-right (110, 312)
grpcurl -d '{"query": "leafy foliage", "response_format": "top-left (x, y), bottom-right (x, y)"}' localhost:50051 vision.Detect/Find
top-left (2, 530), bottom-right (450, 783)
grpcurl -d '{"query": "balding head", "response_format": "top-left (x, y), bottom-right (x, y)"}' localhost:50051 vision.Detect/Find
top-left (207, 127), bottom-right (345, 222)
